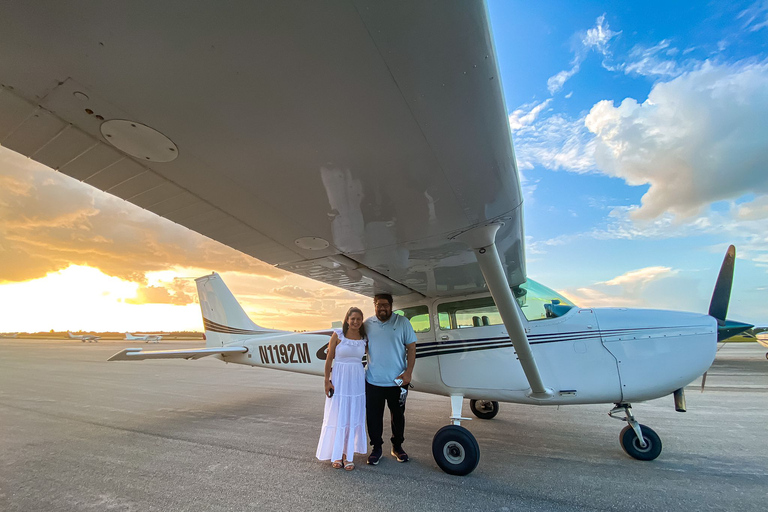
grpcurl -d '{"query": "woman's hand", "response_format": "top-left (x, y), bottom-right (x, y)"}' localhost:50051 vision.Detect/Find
top-left (324, 380), bottom-right (335, 397)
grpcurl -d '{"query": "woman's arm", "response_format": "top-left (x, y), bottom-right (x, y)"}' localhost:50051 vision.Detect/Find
top-left (324, 332), bottom-right (339, 396)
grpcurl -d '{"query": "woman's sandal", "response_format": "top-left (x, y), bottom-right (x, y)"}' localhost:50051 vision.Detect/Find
top-left (332, 460), bottom-right (343, 469)
top-left (343, 461), bottom-right (355, 471)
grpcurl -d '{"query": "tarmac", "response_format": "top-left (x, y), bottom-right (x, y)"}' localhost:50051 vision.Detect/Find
top-left (1, 338), bottom-right (766, 512)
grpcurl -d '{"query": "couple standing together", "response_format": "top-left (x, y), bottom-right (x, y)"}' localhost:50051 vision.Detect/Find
top-left (315, 294), bottom-right (417, 470)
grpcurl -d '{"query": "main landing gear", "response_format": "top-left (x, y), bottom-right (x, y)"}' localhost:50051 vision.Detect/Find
top-left (432, 395), bottom-right (480, 476)
top-left (469, 399), bottom-right (499, 420)
top-left (609, 403), bottom-right (662, 461)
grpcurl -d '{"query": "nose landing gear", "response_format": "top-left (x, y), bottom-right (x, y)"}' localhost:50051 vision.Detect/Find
top-left (609, 403), bottom-right (662, 461)
top-left (432, 395), bottom-right (480, 475)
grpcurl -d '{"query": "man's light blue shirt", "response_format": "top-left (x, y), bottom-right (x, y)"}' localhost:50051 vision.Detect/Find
top-left (364, 313), bottom-right (417, 387)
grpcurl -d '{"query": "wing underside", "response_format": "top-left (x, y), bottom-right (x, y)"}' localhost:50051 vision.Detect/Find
top-left (0, 0), bottom-right (525, 298)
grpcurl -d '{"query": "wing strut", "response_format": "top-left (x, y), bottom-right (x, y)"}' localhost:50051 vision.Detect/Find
top-left (457, 224), bottom-right (553, 400)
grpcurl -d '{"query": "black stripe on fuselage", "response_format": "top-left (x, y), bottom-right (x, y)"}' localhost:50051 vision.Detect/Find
top-left (203, 318), bottom-right (273, 335)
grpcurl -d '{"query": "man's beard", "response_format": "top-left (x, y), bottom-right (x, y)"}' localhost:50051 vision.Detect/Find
top-left (376, 311), bottom-right (392, 322)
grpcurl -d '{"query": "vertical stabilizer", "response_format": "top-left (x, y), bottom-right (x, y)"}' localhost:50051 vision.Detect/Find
top-left (195, 273), bottom-right (280, 347)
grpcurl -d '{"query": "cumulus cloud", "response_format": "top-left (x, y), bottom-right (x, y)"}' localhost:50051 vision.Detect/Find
top-left (585, 61), bottom-right (768, 219)
top-left (736, 195), bottom-right (768, 220)
top-left (547, 14), bottom-right (620, 94)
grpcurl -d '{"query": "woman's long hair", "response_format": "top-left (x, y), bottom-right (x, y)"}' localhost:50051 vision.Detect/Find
top-left (342, 307), bottom-right (366, 339)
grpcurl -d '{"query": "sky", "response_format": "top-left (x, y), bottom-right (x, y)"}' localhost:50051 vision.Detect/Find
top-left (1, 1), bottom-right (767, 332)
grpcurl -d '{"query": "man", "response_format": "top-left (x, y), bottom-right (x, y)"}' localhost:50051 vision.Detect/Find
top-left (364, 293), bottom-right (417, 465)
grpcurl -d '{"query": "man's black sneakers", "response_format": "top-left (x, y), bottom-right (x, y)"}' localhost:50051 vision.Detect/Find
top-left (367, 446), bottom-right (382, 465)
top-left (391, 445), bottom-right (409, 463)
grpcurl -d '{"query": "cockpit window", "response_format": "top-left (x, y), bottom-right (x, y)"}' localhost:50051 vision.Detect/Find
top-left (394, 305), bottom-right (431, 333)
top-left (437, 297), bottom-right (502, 330)
top-left (437, 279), bottom-right (576, 329)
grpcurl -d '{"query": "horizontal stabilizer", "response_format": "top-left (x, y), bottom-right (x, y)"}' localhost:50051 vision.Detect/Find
top-left (108, 346), bottom-right (247, 361)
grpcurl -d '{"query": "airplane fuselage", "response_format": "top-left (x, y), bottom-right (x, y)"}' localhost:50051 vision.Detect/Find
top-left (212, 300), bottom-right (717, 406)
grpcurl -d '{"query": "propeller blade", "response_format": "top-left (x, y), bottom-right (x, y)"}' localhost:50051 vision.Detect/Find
top-left (708, 245), bottom-right (736, 323)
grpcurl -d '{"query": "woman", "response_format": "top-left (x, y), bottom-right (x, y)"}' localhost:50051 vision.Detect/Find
top-left (315, 307), bottom-right (367, 470)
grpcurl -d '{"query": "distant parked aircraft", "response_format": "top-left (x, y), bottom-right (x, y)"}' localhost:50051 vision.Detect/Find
top-left (68, 332), bottom-right (99, 342)
top-left (0, 332), bottom-right (19, 338)
top-left (125, 332), bottom-right (162, 343)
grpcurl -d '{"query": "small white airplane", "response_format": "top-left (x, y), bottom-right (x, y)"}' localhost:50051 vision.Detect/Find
top-left (0, 332), bottom-right (19, 338)
top-left (124, 332), bottom-right (162, 343)
top-left (68, 332), bottom-right (100, 343)
top-left (110, 249), bottom-right (750, 475)
top-left (0, 2), bottom-right (754, 475)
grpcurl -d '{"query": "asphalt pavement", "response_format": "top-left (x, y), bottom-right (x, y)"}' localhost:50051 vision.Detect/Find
top-left (1, 339), bottom-right (766, 512)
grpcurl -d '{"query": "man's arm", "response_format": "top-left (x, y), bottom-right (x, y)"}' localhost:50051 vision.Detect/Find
top-left (400, 342), bottom-right (416, 386)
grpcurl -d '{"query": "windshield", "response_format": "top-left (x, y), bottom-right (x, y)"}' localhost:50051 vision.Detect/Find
top-left (513, 279), bottom-right (576, 321)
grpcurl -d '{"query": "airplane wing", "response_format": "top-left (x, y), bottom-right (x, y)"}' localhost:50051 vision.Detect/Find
top-left (108, 347), bottom-right (247, 361)
top-left (0, 1), bottom-right (524, 298)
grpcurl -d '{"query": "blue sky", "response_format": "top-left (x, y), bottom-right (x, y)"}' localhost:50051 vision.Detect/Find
top-left (485, 1), bottom-right (768, 325)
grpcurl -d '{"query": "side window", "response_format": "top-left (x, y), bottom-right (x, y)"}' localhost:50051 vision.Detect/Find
top-left (394, 305), bottom-right (431, 333)
top-left (437, 297), bottom-right (503, 330)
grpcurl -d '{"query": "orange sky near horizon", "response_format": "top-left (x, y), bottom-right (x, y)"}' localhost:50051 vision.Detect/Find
top-left (0, 147), bottom-right (372, 333)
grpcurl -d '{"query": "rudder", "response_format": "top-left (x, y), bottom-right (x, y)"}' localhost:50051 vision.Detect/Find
top-left (195, 273), bottom-right (279, 347)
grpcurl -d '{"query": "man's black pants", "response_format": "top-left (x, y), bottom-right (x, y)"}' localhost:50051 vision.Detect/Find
top-left (366, 382), bottom-right (405, 448)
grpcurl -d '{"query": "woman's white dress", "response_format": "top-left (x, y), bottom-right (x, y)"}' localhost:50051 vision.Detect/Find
top-left (316, 330), bottom-right (367, 461)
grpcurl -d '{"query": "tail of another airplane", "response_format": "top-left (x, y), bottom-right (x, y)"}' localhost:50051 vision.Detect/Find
top-left (195, 273), bottom-right (281, 347)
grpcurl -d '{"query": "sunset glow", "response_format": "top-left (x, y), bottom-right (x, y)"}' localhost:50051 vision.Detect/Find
top-left (0, 265), bottom-right (202, 332)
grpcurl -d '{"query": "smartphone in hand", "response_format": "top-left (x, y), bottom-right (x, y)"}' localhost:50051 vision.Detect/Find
top-left (327, 387), bottom-right (334, 398)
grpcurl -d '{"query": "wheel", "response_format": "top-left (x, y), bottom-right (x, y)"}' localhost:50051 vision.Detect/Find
top-left (620, 424), bottom-right (662, 461)
top-left (469, 399), bottom-right (499, 420)
top-left (432, 425), bottom-right (480, 476)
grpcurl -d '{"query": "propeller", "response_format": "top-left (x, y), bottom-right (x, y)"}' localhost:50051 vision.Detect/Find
top-left (701, 245), bottom-right (753, 391)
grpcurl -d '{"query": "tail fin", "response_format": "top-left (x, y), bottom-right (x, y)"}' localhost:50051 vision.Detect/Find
top-left (125, 332), bottom-right (138, 340)
top-left (195, 273), bottom-right (280, 347)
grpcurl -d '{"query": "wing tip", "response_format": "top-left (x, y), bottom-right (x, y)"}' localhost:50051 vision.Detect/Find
top-left (107, 348), bottom-right (142, 361)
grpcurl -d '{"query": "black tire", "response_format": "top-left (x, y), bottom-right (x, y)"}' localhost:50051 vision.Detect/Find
top-left (620, 424), bottom-right (662, 461)
top-left (432, 425), bottom-right (480, 476)
top-left (469, 399), bottom-right (499, 420)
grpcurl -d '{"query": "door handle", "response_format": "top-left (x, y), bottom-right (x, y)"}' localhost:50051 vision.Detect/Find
top-left (440, 335), bottom-right (449, 341)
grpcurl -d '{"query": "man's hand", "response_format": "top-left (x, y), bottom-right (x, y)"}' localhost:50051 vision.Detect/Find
top-left (397, 371), bottom-right (412, 387)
